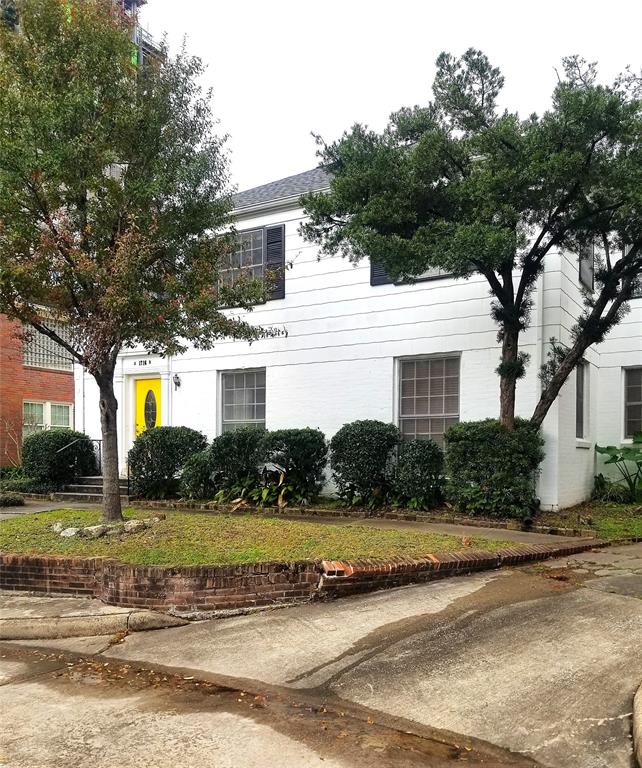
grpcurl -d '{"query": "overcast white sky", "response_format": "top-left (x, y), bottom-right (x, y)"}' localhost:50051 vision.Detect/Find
top-left (140, 0), bottom-right (642, 193)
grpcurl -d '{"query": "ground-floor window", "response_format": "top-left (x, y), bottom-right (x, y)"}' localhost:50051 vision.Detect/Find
top-left (23, 401), bottom-right (72, 440)
top-left (398, 356), bottom-right (460, 447)
top-left (575, 361), bottom-right (589, 439)
top-left (625, 368), bottom-right (642, 438)
top-left (221, 369), bottom-right (266, 433)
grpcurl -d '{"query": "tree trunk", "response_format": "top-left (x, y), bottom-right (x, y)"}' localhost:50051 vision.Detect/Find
top-left (499, 327), bottom-right (519, 430)
top-left (531, 340), bottom-right (587, 428)
top-left (95, 368), bottom-right (123, 522)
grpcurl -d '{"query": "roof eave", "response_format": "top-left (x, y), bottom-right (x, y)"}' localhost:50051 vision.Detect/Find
top-left (231, 186), bottom-right (330, 219)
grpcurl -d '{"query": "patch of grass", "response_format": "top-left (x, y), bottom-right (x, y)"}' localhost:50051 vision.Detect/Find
top-left (0, 508), bottom-right (513, 566)
top-left (538, 501), bottom-right (642, 541)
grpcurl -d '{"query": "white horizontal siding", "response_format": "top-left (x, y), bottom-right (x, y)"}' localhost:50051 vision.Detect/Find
top-left (75, 204), bottom-right (641, 508)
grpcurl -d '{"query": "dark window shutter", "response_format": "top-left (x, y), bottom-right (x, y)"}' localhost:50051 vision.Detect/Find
top-left (579, 241), bottom-right (595, 290)
top-left (370, 259), bottom-right (393, 286)
top-left (265, 224), bottom-right (285, 300)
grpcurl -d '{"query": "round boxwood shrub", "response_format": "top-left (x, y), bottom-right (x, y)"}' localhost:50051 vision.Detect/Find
top-left (330, 420), bottom-right (400, 505)
top-left (391, 438), bottom-right (444, 509)
top-left (0, 492), bottom-right (25, 507)
top-left (129, 426), bottom-right (207, 499)
top-left (22, 429), bottom-right (97, 488)
top-left (261, 428), bottom-right (328, 503)
top-left (445, 418), bottom-right (545, 519)
top-left (180, 450), bottom-right (217, 500)
top-left (209, 427), bottom-right (265, 490)
top-left (0, 476), bottom-right (56, 494)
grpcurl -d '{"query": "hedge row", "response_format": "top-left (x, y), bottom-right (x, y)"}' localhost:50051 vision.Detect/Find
top-left (128, 417), bottom-right (544, 517)
top-left (0, 419), bottom-right (544, 520)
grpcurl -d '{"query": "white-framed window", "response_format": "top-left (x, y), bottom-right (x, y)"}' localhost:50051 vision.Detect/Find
top-left (221, 369), bottom-right (266, 433)
top-left (625, 368), bottom-right (642, 439)
top-left (398, 356), bottom-right (460, 447)
top-left (575, 361), bottom-right (589, 440)
top-left (23, 401), bottom-right (73, 440)
top-left (221, 229), bottom-right (264, 286)
top-left (22, 321), bottom-right (74, 371)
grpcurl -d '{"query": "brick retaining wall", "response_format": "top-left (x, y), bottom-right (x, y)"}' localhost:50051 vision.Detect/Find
top-left (0, 554), bottom-right (321, 612)
top-left (0, 540), bottom-right (604, 613)
top-left (319, 541), bottom-right (603, 597)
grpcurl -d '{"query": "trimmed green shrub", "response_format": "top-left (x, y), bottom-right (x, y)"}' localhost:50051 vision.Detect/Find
top-left (22, 429), bottom-right (97, 488)
top-left (180, 450), bottom-right (217, 500)
top-left (129, 426), bottom-right (207, 499)
top-left (0, 476), bottom-right (55, 494)
top-left (330, 420), bottom-right (400, 506)
top-left (445, 418), bottom-right (545, 519)
top-left (261, 428), bottom-right (328, 503)
top-left (0, 492), bottom-right (25, 507)
top-left (391, 439), bottom-right (444, 510)
top-left (209, 428), bottom-right (265, 490)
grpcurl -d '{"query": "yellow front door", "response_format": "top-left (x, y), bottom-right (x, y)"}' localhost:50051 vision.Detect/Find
top-left (135, 378), bottom-right (161, 437)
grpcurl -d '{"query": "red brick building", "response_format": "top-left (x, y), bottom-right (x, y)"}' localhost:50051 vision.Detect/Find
top-left (0, 316), bottom-right (75, 467)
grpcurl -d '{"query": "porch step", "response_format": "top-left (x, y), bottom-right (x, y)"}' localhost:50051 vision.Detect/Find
top-left (76, 476), bottom-right (129, 486)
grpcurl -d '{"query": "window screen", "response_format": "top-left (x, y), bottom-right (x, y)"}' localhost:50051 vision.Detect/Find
top-left (221, 369), bottom-right (266, 432)
top-left (399, 357), bottom-right (460, 447)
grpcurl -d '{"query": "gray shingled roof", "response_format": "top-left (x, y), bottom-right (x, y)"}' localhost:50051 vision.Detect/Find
top-left (233, 167), bottom-right (330, 210)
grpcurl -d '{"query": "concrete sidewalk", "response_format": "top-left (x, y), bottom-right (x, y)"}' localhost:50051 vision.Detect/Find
top-left (0, 499), bottom-right (100, 521)
top-left (323, 515), bottom-right (588, 545)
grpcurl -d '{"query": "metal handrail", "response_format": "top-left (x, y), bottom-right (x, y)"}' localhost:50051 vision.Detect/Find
top-left (56, 438), bottom-right (103, 475)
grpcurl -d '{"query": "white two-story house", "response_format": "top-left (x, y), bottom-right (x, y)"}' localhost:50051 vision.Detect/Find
top-left (75, 168), bottom-right (642, 510)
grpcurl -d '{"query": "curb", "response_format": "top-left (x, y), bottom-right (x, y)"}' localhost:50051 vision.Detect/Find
top-left (634, 683), bottom-right (642, 768)
top-left (0, 610), bottom-right (187, 640)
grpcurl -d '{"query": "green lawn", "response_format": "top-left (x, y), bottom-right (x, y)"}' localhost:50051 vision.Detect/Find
top-left (0, 508), bottom-right (512, 566)
top-left (539, 501), bottom-right (642, 541)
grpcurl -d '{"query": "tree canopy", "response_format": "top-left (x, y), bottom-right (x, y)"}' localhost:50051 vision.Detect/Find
top-left (301, 50), bottom-right (642, 427)
top-left (0, 0), bottom-right (277, 518)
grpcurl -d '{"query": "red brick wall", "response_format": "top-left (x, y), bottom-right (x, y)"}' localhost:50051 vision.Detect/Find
top-left (0, 554), bottom-right (321, 612)
top-left (0, 316), bottom-right (75, 466)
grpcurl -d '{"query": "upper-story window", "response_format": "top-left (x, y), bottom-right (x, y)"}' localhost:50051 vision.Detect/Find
top-left (579, 242), bottom-right (595, 290)
top-left (22, 321), bottom-right (73, 372)
top-left (221, 229), bottom-right (265, 285)
top-left (221, 225), bottom-right (285, 300)
top-left (622, 245), bottom-right (642, 299)
top-left (370, 260), bottom-right (450, 286)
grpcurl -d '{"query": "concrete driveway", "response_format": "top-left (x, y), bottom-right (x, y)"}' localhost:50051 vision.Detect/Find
top-left (98, 542), bottom-right (642, 768)
top-left (3, 543), bottom-right (642, 766)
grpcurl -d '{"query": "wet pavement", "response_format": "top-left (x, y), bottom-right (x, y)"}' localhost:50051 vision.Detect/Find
top-left (0, 644), bottom-right (537, 767)
top-left (2, 530), bottom-right (641, 766)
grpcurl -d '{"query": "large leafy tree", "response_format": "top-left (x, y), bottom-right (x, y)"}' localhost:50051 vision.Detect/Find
top-left (0, 0), bottom-right (276, 520)
top-left (301, 50), bottom-right (642, 430)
